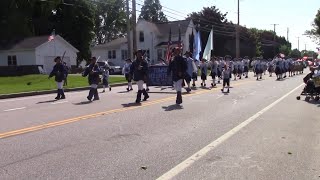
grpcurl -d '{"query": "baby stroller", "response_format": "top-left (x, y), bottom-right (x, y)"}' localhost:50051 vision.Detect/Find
top-left (296, 75), bottom-right (320, 101)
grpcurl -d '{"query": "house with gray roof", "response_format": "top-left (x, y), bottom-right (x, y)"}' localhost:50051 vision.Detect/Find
top-left (0, 35), bottom-right (79, 76)
top-left (91, 19), bottom-right (195, 66)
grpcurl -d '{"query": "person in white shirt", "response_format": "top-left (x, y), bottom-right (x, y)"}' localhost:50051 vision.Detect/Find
top-left (243, 56), bottom-right (250, 78)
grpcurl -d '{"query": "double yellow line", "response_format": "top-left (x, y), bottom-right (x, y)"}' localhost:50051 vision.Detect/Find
top-left (0, 81), bottom-right (252, 139)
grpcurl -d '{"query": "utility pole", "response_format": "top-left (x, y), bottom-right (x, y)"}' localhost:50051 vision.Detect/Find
top-left (125, 0), bottom-right (132, 60)
top-left (297, 37), bottom-right (300, 51)
top-left (271, 24), bottom-right (279, 56)
top-left (305, 43), bottom-right (307, 51)
top-left (287, 27), bottom-right (289, 41)
top-left (132, 0), bottom-right (137, 53)
top-left (235, 0), bottom-right (240, 58)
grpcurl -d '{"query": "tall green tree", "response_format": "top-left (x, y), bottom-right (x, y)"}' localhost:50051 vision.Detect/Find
top-left (290, 49), bottom-right (301, 58)
top-left (279, 44), bottom-right (291, 56)
top-left (139, 0), bottom-right (168, 23)
top-left (187, 6), bottom-right (231, 57)
top-left (54, 0), bottom-right (95, 62)
top-left (93, 0), bottom-right (127, 44)
top-left (305, 9), bottom-right (320, 45)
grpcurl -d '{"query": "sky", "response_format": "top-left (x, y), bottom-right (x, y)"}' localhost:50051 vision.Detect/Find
top-left (136, 0), bottom-right (320, 52)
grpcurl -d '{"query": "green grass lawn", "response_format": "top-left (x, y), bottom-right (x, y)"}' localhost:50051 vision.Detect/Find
top-left (0, 74), bottom-right (126, 95)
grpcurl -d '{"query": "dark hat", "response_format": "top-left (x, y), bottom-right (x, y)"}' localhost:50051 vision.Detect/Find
top-left (125, 58), bottom-right (132, 62)
top-left (134, 49), bottom-right (144, 55)
top-left (54, 56), bottom-right (61, 62)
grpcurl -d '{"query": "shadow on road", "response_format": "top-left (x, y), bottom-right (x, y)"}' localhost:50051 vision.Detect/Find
top-left (73, 101), bottom-right (93, 105)
top-left (36, 100), bottom-right (58, 104)
top-left (122, 102), bottom-right (142, 107)
top-left (117, 91), bottom-right (131, 94)
top-left (162, 104), bottom-right (184, 111)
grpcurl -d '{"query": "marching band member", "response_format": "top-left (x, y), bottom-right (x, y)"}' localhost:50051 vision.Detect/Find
top-left (221, 64), bottom-right (231, 93)
top-left (210, 57), bottom-right (218, 87)
top-left (232, 58), bottom-right (238, 81)
top-left (243, 56), bottom-right (250, 78)
top-left (102, 64), bottom-right (111, 93)
top-left (167, 47), bottom-right (187, 105)
top-left (185, 51), bottom-right (197, 92)
top-left (82, 57), bottom-right (101, 101)
top-left (254, 57), bottom-right (263, 80)
top-left (130, 49), bottom-right (149, 103)
top-left (237, 58), bottom-right (244, 79)
top-left (49, 56), bottom-right (67, 100)
top-left (267, 59), bottom-right (274, 77)
top-left (217, 57), bottom-right (224, 83)
top-left (123, 58), bottom-right (133, 91)
top-left (200, 58), bottom-right (208, 87)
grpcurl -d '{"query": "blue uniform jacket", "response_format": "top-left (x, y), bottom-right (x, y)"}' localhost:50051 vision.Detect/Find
top-left (167, 55), bottom-right (187, 82)
top-left (130, 58), bottom-right (149, 81)
top-left (82, 63), bottom-right (101, 85)
top-left (49, 63), bottom-right (66, 82)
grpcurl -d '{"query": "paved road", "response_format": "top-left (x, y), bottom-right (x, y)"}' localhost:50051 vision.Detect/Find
top-left (0, 72), bottom-right (319, 180)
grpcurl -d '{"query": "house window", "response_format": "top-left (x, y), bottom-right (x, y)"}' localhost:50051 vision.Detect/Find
top-left (7, 55), bottom-right (17, 66)
top-left (121, 50), bottom-right (128, 60)
top-left (139, 31), bottom-right (144, 42)
top-left (157, 49), bottom-right (163, 60)
top-left (108, 51), bottom-right (112, 59)
top-left (112, 50), bottom-right (116, 59)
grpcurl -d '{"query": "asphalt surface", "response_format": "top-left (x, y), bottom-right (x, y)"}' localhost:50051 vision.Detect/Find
top-left (0, 72), bottom-right (319, 180)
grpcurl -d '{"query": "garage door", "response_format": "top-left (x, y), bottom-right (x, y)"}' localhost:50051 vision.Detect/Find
top-left (43, 56), bottom-right (70, 74)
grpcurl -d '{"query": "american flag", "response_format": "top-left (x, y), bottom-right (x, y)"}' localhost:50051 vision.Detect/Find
top-left (48, 29), bottom-right (55, 42)
top-left (165, 28), bottom-right (172, 62)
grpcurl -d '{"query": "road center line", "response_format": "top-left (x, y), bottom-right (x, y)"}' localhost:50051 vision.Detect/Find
top-left (3, 107), bottom-right (26, 112)
top-left (156, 83), bottom-right (304, 180)
top-left (0, 81), bottom-right (252, 139)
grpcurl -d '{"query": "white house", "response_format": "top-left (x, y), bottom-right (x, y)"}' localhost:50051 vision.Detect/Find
top-left (0, 35), bottom-right (79, 75)
top-left (91, 19), bottom-right (196, 66)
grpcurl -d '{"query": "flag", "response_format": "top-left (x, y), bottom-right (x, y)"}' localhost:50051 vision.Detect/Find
top-left (165, 28), bottom-right (172, 62)
top-left (189, 30), bottom-right (194, 53)
top-left (193, 31), bottom-right (201, 61)
top-left (202, 29), bottom-right (213, 61)
top-left (48, 29), bottom-right (55, 42)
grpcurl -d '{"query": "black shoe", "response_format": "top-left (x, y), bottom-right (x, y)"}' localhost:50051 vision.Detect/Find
top-left (109, 87), bottom-right (112, 91)
top-left (221, 88), bottom-right (224, 92)
top-left (192, 83), bottom-right (196, 87)
top-left (260, 76), bottom-right (262, 79)
top-left (135, 90), bottom-right (142, 103)
top-left (186, 88), bottom-right (191, 93)
top-left (218, 81), bottom-right (220, 84)
top-left (142, 89), bottom-right (149, 101)
top-left (204, 84), bottom-right (206, 87)
top-left (87, 88), bottom-right (94, 101)
top-left (55, 89), bottom-right (61, 100)
top-left (176, 91), bottom-right (182, 105)
top-left (127, 88), bottom-right (130, 91)
top-left (201, 83), bottom-right (203, 86)
top-left (130, 88), bottom-right (133, 91)
top-left (60, 89), bottom-right (66, 99)
top-left (93, 89), bottom-right (99, 101)
top-left (146, 88), bottom-right (149, 92)
top-left (227, 89), bottom-right (230, 93)
top-left (245, 76), bottom-right (248, 78)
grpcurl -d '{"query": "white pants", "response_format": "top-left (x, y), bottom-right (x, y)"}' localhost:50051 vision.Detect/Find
top-left (174, 79), bottom-right (183, 92)
top-left (90, 84), bottom-right (98, 89)
top-left (136, 80), bottom-right (144, 90)
top-left (56, 81), bottom-right (64, 89)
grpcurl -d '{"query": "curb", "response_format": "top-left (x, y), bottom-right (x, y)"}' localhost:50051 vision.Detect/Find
top-left (0, 82), bottom-right (130, 100)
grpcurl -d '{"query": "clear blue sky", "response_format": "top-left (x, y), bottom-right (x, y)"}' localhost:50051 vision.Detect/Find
top-left (137, 0), bottom-right (320, 51)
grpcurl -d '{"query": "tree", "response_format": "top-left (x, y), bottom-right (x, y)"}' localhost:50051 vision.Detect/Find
top-left (93, 0), bottom-right (127, 44)
top-left (305, 9), bottom-right (320, 45)
top-left (187, 6), bottom-right (231, 57)
top-left (139, 0), bottom-right (168, 23)
top-left (279, 44), bottom-right (291, 56)
top-left (54, 0), bottom-right (95, 62)
top-left (290, 49), bottom-right (301, 58)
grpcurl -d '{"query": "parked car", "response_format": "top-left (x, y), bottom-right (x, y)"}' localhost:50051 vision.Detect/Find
top-left (97, 61), bottom-right (122, 75)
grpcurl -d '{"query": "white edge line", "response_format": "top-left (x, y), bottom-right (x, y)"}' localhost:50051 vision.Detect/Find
top-left (51, 101), bottom-right (68, 105)
top-left (156, 83), bottom-right (304, 180)
top-left (3, 107), bottom-right (26, 112)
